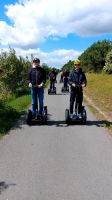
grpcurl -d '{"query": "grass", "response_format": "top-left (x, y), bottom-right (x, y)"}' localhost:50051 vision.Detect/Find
top-left (84, 73), bottom-right (112, 113)
top-left (0, 94), bottom-right (31, 136)
top-left (45, 79), bottom-right (50, 88)
top-left (0, 82), bottom-right (49, 137)
top-left (84, 98), bottom-right (112, 132)
top-left (84, 73), bottom-right (112, 132)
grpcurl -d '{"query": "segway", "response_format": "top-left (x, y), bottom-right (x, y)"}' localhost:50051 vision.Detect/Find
top-left (61, 77), bottom-right (69, 92)
top-left (61, 85), bottom-right (69, 92)
top-left (26, 88), bottom-right (47, 125)
top-left (48, 87), bottom-right (56, 95)
top-left (27, 105), bottom-right (47, 125)
top-left (48, 80), bottom-right (56, 95)
top-left (65, 86), bottom-right (87, 125)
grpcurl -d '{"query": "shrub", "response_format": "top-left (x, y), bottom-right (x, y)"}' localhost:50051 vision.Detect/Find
top-left (102, 49), bottom-right (112, 74)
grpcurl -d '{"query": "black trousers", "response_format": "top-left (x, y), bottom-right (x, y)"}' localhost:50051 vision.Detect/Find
top-left (70, 90), bottom-right (83, 114)
top-left (50, 80), bottom-right (55, 90)
top-left (63, 77), bottom-right (68, 88)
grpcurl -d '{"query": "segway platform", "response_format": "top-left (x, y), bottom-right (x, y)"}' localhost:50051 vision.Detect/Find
top-left (65, 106), bottom-right (87, 125)
top-left (61, 86), bottom-right (69, 92)
top-left (27, 106), bottom-right (47, 125)
top-left (48, 87), bottom-right (56, 95)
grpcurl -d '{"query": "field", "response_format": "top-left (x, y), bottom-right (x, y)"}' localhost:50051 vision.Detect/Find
top-left (84, 73), bottom-right (112, 131)
top-left (0, 95), bottom-right (31, 136)
top-left (0, 83), bottom-right (49, 136)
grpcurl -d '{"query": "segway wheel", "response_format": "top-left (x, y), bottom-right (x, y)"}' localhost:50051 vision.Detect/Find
top-left (65, 109), bottom-right (70, 124)
top-left (42, 112), bottom-right (47, 124)
top-left (43, 115), bottom-right (47, 124)
top-left (82, 107), bottom-right (87, 124)
top-left (42, 106), bottom-right (47, 124)
top-left (26, 109), bottom-right (33, 125)
top-left (44, 106), bottom-right (47, 115)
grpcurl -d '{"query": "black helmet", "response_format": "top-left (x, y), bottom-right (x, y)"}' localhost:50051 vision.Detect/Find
top-left (33, 58), bottom-right (40, 63)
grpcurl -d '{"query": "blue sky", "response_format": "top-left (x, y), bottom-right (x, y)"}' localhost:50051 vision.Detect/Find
top-left (39, 33), bottom-right (112, 52)
top-left (0, 0), bottom-right (112, 68)
top-left (0, 0), bottom-right (17, 23)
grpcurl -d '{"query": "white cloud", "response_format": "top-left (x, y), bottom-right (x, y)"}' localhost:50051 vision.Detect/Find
top-left (0, 0), bottom-right (112, 48)
top-left (0, 0), bottom-right (112, 67)
top-left (0, 47), bottom-right (82, 68)
top-left (41, 49), bottom-right (82, 67)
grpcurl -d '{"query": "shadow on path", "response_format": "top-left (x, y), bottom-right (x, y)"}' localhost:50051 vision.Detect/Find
top-left (11, 112), bottom-right (112, 130)
top-left (47, 120), bottom-right (68, 127)
top-left (0, 181), bottom-right (16, 194)
top-left (87, 120), bottom-right (112, 128)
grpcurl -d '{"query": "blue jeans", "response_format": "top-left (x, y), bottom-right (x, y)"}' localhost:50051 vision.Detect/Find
top-left (50, 80), bottom-right (55, 90)
top-left (63, 77), bottom-right (68, 88)
top-left (31, 87), bottom-right (44, 116)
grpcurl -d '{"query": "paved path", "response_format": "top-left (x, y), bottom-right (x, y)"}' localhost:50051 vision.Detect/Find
top-left (0, 79), bottom-right (112, 200)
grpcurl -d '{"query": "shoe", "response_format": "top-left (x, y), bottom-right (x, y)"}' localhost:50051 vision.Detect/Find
top-left (70, 113), bottom-right (73, 118)
top-left (38, 113), bottom-right (43, 119)
top-left (78, 113), bottom-right (82, 119)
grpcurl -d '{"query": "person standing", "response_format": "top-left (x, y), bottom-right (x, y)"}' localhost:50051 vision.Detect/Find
top-left (28, 58), bottom-right (46, 118)
top-left (69, 59), bottom-right (87, 117)
top-left (49, 68), bottom-right (57, 90)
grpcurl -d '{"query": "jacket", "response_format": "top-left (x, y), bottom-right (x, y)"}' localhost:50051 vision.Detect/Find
top-left (28, 66), bottom-right (46, 86)
top-left (49, 71), bottom-right (56, 80)
top-left (69, 68), bottom-right (87, 91)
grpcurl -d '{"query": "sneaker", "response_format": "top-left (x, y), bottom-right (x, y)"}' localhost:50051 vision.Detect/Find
top-left (70, 113), bottom-right (73, 118)
top-left (38, 113), bottom-right (43, 119)
top-left (78, 113), bottom-right (82, 119)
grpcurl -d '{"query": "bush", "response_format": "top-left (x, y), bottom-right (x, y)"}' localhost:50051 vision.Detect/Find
top-left (102, 64), bottom-right (112, 74)
top-left (102, 49), bottom-right (112, 74)
top-left (0, 48), bottom-right (31, 97)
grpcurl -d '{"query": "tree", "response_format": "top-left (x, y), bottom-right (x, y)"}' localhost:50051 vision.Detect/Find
top-left (62, 60), bottom-right (74, 72)
top-left (102, 48), bottom-right (112, 74)
top-left (79, 40), bottom-right (112, 72)
top-left (0, 48), bottom-right (31, 97)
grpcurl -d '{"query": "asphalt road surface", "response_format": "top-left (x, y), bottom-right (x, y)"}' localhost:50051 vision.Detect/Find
top-left (0, 78), bottom-right (112, 200)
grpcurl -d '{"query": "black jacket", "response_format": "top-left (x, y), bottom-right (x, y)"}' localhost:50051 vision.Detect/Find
top-left (49, 71), bottom-right (56, 80)
top-left (69, 68), bottom-right (87, 91)
top-left (28, 66), bottom-right (46, 86)
top-left (63, 71), bottom-right (69, 77)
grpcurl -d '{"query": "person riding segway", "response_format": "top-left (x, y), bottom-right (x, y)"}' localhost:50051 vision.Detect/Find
top-left (27, 58), bottom-right (47, 125)
top-left (48, 68), bottom-right (57, 94)
top-left (61, 69), bottom-right (69, 92)
top-left (59, 71), bottom-right (63, 83)
top-left (65, 59), bottom-right (87, 124)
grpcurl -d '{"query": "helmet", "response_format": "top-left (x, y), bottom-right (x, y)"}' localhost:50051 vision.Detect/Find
top-left (33, 58), bottom-right (40, 63)
top-left (74, 59), bottom-right (81, 65)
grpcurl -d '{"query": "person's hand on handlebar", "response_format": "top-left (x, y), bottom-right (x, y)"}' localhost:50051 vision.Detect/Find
top-left (72, 83), bottom-right (81, 87)
top-left (81, 83), bottom-right (86, 88)
top-left (28, 82), bottom-right (44, 88)
top-left (71, 83), bottom-right (76, 87)
top-left (72, 83), bottom-right (86, 87)
top-left (38, 82), bottom-right (44, 88)
top-left (29, 82), bottom-right (32, 88)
